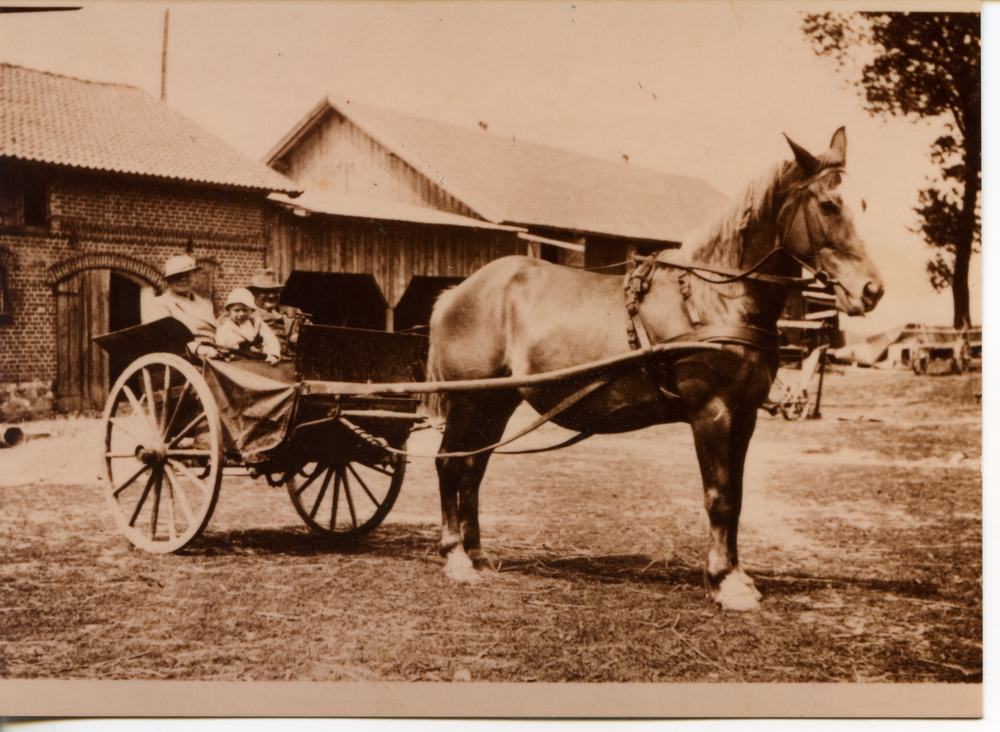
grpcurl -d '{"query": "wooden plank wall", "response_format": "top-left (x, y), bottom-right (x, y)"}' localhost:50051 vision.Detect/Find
top-left (266, 208), bottom-right (523, 328)
top-left (276, 111), bottom-right (481, 221)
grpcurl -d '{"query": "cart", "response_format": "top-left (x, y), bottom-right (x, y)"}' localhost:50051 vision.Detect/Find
top-left (911, 339), bottom-right (973, 375)
top-left (762, 345), bottom-right (828, 421)
top-left (93, 318), bottom-right (428, 553)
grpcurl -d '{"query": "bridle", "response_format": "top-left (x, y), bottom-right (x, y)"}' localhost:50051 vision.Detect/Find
top-left (633, 165), bottom-right (846, 292)
top-left (624, 165), bottom-right (846, 355)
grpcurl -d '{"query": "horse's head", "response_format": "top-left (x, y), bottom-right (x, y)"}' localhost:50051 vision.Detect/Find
top-left (779, 128), bottom-right (883, 316)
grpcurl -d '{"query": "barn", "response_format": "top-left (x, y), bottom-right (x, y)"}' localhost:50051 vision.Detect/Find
top-left (263, 96), bottom-right (730, 307)
top-left (264, 189), bottom-right (525, 332)
top-left (0, 63), bottom-right (300, 418)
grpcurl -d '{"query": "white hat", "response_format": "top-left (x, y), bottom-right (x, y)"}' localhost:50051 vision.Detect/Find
top-left (163, 254), bottom-right (200, 279)
top-left (224, 287), bottom-right (257, 310)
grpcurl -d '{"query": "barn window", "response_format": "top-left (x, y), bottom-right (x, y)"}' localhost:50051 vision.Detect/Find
top-left (22, 175), bottom-right (48, 227)
top-left (0, 164), bottom-right (49, 229)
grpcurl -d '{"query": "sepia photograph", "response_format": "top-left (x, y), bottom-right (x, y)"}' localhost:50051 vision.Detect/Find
top-left (0, 0), bottom-right (984, 718)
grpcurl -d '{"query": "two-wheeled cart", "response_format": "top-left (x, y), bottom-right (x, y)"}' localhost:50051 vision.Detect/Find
top-left (94, 319), bottom-right (427, 553)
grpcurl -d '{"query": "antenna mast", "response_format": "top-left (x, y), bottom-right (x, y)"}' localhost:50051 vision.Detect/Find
top-left (161, 9), bottom-right (169, 101)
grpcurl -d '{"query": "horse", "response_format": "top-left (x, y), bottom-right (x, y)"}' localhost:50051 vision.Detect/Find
top-left (425, 128), bottom-right (883, 611)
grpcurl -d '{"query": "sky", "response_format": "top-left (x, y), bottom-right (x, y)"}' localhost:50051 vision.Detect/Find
top-left (0, 0), bottom-right (984, 334)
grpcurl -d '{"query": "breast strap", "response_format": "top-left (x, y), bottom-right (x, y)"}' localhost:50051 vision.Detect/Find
top-left (624, 265), bottom-right (781, 353)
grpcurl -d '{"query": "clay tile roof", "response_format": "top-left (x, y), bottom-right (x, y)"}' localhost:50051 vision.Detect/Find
top-left (268, 96), bottom-right (728, 242)
top-left (0, 63), bottom-right (299, 194)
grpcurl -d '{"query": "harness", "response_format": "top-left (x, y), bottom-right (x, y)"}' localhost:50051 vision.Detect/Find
top-left (624, 166), bottom-right (844, 356)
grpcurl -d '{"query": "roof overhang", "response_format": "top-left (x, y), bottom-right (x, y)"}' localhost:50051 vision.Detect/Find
top-left (268, 191), bottom-right (525, 232)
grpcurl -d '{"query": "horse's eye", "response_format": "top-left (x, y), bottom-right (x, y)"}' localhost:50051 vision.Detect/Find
top-left (820, 200), bottom-right (840, 215)
top-left (861, 199), bottom-right (867, 212)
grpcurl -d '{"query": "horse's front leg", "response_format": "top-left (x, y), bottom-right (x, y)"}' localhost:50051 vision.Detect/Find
top-left (691, 399), bottom-right (763, 611)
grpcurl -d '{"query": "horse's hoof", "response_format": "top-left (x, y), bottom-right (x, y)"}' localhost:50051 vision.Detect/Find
top-left (445, 547), bottom-right (482, 585)
top-left (713, 573), bottom-right (762, 611)
top-left (732, 566), bottom-right (763, 601)
top-left (467, 548), bottom-right (497, 573)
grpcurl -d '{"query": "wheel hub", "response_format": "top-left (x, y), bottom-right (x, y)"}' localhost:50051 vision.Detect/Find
top-left (135, 442), bottom-right (167, 467)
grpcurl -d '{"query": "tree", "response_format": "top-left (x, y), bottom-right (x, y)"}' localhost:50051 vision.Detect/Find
top-left (802, 12), bottom-right (980, 328)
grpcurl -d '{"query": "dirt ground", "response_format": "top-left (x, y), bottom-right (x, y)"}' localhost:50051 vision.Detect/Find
top-left (0, 367), bottom-right (982, 683)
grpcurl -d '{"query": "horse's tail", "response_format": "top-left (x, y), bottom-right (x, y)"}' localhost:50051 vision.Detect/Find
top-left (421, 288), bottom-right (458, 419)
top-left (423, 341), bottom-right (448, 419)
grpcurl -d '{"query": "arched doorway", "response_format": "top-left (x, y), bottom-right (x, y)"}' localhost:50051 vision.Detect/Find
top-left (50, 256), bottom-right (161, 412)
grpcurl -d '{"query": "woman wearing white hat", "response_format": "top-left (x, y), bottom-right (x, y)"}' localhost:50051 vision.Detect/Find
top-left (143, 254), bottom-right (219, 358)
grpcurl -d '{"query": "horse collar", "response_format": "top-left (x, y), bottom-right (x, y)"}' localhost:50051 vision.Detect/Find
top-left (624, 259), bottom-right (780, 354)
top-left (624, 259), bottom-right (657, 351)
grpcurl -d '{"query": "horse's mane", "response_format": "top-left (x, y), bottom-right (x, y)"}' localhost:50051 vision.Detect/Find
top-left (660, 160), bottom-right (801, 324)
top-left (678, 161), bottom-right (795, 269)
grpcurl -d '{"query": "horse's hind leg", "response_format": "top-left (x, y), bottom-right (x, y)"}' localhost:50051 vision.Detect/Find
top-left (436, 391), bottom-right (522, 584)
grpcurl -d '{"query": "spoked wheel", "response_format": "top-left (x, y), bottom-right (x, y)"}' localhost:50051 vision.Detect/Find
top-left (102, 353), bottom-right (223, 553)
top-left (286, 456), bottom-right (405, 544)
top-left (780, 390), bottom-right (808, 421)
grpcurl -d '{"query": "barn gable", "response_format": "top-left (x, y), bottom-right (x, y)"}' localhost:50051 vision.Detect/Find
top-left (267, 100), bottom-right (484, 221)
top-left (266, 96), bottom-right (729, 245)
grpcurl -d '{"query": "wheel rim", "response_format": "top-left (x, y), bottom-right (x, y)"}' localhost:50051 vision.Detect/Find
top-left (286, 455), bottom-right (404, 543)
top-left (103, 353), bottom-right (223, 553)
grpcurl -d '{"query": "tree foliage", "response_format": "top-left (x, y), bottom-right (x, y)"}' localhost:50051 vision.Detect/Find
top-left (802, 12), bottom-right (980, 327)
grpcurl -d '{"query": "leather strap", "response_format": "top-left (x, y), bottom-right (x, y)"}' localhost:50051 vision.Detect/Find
top-left (381, 377), bottom-right (613, 459)
top-left (663, 324), bottom-right (781, 351)
top-left (637, 251), bottom-right (831, 289)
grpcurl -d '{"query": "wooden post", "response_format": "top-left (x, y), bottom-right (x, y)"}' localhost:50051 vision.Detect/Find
top-left (809, 346), bottom-right (828, 419)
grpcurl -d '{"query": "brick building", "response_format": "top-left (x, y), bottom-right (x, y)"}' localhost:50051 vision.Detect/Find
top-left (1, 63), bottom-right (299, 417)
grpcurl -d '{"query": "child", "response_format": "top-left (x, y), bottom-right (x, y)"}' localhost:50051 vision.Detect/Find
top-left (216, 288), bottom-right (281, 365)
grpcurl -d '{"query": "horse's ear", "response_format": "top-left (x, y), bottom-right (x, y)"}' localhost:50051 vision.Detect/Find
top-left (829, 127), bottom-right (847, 165)
top-left (784, 133), bottom-right (820, 177)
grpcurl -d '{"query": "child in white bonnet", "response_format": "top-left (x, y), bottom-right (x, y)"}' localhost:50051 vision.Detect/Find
top-left (216, 287), bottom-right (282, 365)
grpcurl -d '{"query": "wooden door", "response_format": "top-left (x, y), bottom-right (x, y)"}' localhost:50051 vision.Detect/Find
top-left (55, 270), bottom-right (110, 412)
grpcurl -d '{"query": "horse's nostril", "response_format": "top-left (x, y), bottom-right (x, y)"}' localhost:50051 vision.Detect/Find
top-left (863, 281), bottom-right (883, 308)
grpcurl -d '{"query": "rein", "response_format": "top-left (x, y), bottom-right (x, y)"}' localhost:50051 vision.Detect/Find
top-left (635, 164), bottom-right (846, 290)
top-left (632, 248), bottom-right (833, 290)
